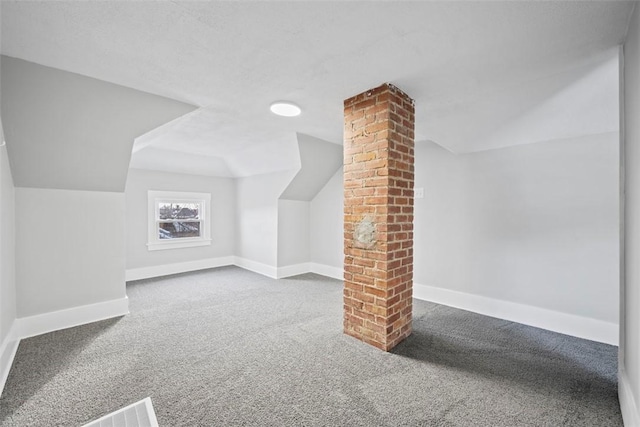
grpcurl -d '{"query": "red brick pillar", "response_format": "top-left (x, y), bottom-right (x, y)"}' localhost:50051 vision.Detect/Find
top-left (343, 83), bottom-right (415, 351)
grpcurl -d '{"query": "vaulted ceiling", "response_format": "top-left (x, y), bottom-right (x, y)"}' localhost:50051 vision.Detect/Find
top-left (0, 1), bottom-right (634, 177)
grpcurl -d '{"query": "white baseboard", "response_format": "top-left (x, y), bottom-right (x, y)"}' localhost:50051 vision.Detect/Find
top-left (126, 256), bottom-right (235, 281)
top-left (234, 257), bottom-right (278, 279)
top-left (126, 257), bottom-right (341, 282)
top-left (413, 283), bottom-right (618, 346)
top-left (0, 322), bottom-right (19, 397)
top-left (1, 297), bottom-right (129, 397)
top-left (309, 263), bottom-right (343, 280)
top-left (277, 263), bottom-right (311, 279)
top-left (620, 367), bottom-right (640, 427)
top-left (15, 297), bottom-right (130, 340)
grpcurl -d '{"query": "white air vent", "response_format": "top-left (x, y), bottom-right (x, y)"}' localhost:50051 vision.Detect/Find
top-left (82, 397), bottom-right (159, 427)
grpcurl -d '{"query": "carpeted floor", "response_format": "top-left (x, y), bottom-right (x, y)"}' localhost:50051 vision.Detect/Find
top-left (0, 266), bottom-right (622, 426)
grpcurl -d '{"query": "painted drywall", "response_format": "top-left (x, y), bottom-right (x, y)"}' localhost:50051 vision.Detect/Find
top-left (411, 142), bottom-right (467, 296)
top-left (236, 170), bottom-right (297, 268)
top-left (415, 134), bottom-right (619, 324)
top-left (622, 3), bottom-right (640, 424)
top-left (124, 169), bottom-right (236, 270)
top-left (2, 1), bottom-right (634, 158)
top-left (15, 188), bottom-right (126, 317)
top-left (225, 133), bottom-right (301, 178)
top-left (309, 167), bottom-right (344, 270)
top-left (0, 49), bottom-right (16, 345)
top-left (130, 147), bottom-right (234, 178)
top-left (309, 134), bottom-right (619, 332)
top-left (434, 48), bottom-right (620, 154)
top-left (131, 108), bottom-right (304, 179)
top-left (0, 46), bottom-right (18, 392)
top-left (280, 133), bottom-right (343, 201)
top-left (277, 199), bottom-right (310, 268)
top-left (0, 56), bottom-right (195, 192)
top-left (0, 127), bottom-right (15, 346)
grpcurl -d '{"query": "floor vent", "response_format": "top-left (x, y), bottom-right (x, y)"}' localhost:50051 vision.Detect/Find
top-left (82, 397), bottom-right (159, 427)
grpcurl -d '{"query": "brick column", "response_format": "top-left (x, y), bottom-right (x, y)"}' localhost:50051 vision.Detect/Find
top-left (343, 83), bottom-right (415, 351)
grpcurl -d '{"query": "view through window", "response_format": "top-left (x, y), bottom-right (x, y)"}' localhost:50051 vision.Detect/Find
top-left (157, 202), bottom-right (202, 239)
top-left (147, 191), bottom-right (211, 250)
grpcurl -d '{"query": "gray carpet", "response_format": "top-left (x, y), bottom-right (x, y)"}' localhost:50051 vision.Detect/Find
top-left (0, 266), bottom-right (622, 426)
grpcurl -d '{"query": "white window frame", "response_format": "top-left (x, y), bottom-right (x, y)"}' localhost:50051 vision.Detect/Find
top-left (147, 190), bottom-right (212, 251)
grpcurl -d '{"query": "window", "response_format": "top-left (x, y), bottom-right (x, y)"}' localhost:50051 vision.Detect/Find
top-left (147, 191), bottom-right (211, 251)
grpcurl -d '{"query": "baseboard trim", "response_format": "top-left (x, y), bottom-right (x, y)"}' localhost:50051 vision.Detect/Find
top-left (234, 257), bottom-right (278, 279)
top-left (126, 256), bottom-right (235, 281)
top-left (309, 263), bottom-right (343, 280)
top-left (413, 283), bottom-right (618, 345)
top-left (277, 263), bottom-right (311, 279)
top-left (15, 297), bottom-right (130, 340)
top-left (127, 258), bottom-right (341, 281)
top-left (0, 322), bottom-right (19, 397)
top-left (1, 297), bottom-right (129, 397)
top-left (620, 367), bottom-right (640, 427)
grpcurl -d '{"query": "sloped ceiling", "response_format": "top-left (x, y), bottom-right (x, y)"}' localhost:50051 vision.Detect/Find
top-left (0, 1), bottom-right (634, 178)
top-left (0, 56), bottom-right (196, 191)
top-left (280, 134), bottom-right (343, 201)
top-left (130, 107), bottom-right (302, 177)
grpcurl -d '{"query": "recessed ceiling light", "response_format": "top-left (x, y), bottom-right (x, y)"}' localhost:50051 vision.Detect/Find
top-left (270, 101), bottom-right (301, 117)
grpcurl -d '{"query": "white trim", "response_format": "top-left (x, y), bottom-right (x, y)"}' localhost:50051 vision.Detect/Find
top-left (413, 283), bottom-right (618, 345)
top-left (147, 238), bottom-right (211, 251)
top-left (126, 256), bottom-right (235, 281)
top-left (146, 397), bottom-right (160, 427)
top-left (127, 259), bottom-right (344, 281)
top-left (0, 322), bottom-right (19, 397)
top-left (620, 367), bottom-right (640, 427)
top-left (309, 262), bottom-right (343, 280)
top-left (234, 257), bottom-right (278, 279)
top-left (15, 297), bottom-right (129, 340)
top-left (0, 298), bottom-right (129, 397)
top-left (147, 190), bottom-right (211, 251)
top-left (277, 263), bottom-right (311, 279)
top-left (82, 397), bottom-right (159, 427)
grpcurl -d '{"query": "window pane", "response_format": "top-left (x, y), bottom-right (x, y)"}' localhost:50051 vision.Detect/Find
top-left (158, 221), bottom-right (201, 239)
top-left (158, 203), bottom-right (200, 220)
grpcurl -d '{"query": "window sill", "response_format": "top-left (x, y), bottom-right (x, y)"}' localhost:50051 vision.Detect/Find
top-left (147, 239), bottom-right (212, 251)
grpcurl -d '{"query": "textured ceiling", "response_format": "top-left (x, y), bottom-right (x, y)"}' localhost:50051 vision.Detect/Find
top-left (0, 1), bottom-right (634, 176)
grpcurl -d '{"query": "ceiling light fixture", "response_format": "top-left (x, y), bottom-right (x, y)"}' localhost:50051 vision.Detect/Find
top-left (270, 101), bottom-right (301, 117)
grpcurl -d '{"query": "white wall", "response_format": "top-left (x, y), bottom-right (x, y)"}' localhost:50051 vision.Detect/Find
top-left (0, 127), bottom-right (16, 385)
top-left (0, 42), bottom-right (15, 346)
top-left (236, 170), bottom-right (297, 273)
top-left (0, 140), bottom-right (15, 337)
top-left (0, 46), bottom-right (17, 392)
top-left (309, 135), bottom-right (620, 342)
top-left (412, 143), bottom-right (466, 295)
top-left (415, 133), bottom-right (619, 324)
top-left (621, 3), bottom-right (640, 425)
top-left (277, 199), bottom-right (310, 269)
top-left (124, 169), bottom-right (236, 274)
top-left (15, 188), bottom-right (126, 317)
top-left (310, 168), bottom-right (343, 271)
